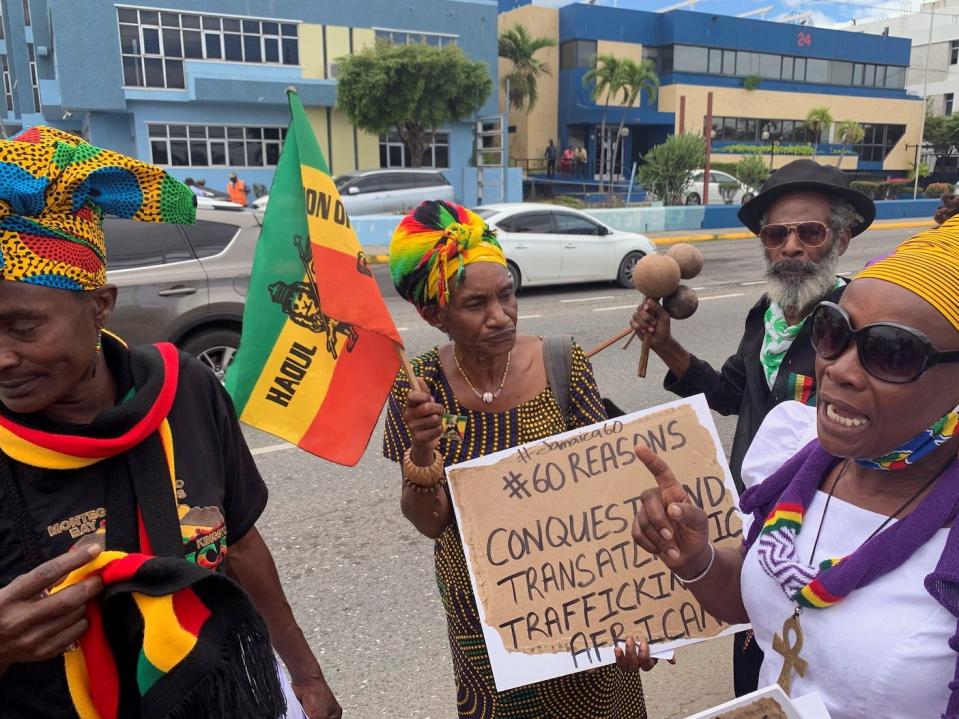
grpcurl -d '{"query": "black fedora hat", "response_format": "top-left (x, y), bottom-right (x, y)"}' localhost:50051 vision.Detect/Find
top-left (737, 159), bottom-right (876, 237)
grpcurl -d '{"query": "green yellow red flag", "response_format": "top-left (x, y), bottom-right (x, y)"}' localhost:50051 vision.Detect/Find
top-left (225, 89), bottom-right (402, 466)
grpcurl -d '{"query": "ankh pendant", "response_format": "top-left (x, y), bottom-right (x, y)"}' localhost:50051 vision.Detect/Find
top-left (772, 606), bottom-right (809, 696)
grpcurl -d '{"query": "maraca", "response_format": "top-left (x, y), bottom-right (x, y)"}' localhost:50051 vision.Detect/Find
top-left (632, 253), bottom-right (681, 377)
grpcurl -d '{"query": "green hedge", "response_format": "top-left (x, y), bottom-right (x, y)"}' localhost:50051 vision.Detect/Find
top-left (709, 162), bottom-right (740, 178)
top-left (850, 181), bottom-right (880, 199)
top-left (925, 182), bottom-right (955, 199)
top-left (721, 144), bottom-right (814, 156)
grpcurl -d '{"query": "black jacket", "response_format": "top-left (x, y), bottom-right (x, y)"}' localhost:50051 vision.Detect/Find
top-left (664, 281), bottom-right (846, 493)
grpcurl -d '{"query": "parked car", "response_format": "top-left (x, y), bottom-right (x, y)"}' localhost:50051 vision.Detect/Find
top-left (684, 169), bottom-right (755, 205)
top-left (104, 207), bottom-right (260, 381)
top-left (473, 203), bottom-right (656, 291)
top-left (253, 168), bottom-right (454, 215)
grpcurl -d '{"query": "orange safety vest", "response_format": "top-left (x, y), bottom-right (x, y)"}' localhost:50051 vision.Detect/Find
top-left (228, 179), bottom-right (248, 206)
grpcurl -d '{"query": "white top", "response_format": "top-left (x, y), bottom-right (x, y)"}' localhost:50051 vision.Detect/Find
top-left (739, 406), bottom-right (955, 719)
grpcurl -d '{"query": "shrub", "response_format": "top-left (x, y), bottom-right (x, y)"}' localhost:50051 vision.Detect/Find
top-left (879, 178), bottom-right (911, 200)
top-left (925, 182), bottom-right (955, 199)
top-left (709, 161), bottom-right (740, 177)
top-left (850, 181), bottom-right (880, 199)
top-left (719, 182), bottom-right (740, 205)
top-left (743, 74), bottom-right (761, 91)
top-left (735, 155), bottom-right (770, 193)
top-left (723, 144), bottom-right (814, 156)
top-left (638, 134), bottom-right (706, 206)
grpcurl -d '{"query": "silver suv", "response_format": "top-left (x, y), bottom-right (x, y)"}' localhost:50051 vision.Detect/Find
top-left (104, 208), bottom-right (260, 380)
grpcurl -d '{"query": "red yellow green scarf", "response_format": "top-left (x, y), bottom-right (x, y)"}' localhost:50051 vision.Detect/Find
top-left (0, 340), bottom-right (285, 718)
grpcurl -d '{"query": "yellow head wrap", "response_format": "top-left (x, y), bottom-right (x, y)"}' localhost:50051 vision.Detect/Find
top-left (389, 200), bottom-right (506, 308)
top-left (856, 214), bottom-right (959, 331)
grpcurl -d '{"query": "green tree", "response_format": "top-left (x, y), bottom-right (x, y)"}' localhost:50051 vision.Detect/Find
top-left (945, 113), bottom-right (959, 158)
top-left (638, 134), bottom-right (705, 206)
top-left (805, 106), bottom-right (833, 160)
top-left (498, 24), bottom-right (556, 112)
top-left (924, 114), bottom-right (954, 165)
top-left (336, 42), bottom-right (491, 168)
top-left (608, 59), bottom-right (659, 193)
top-left (735, 155), bottom-right (769, 194)
top-left (834, 120), bottom-right (864, 167)
top-left (583, 54), bottom-right (627, 190)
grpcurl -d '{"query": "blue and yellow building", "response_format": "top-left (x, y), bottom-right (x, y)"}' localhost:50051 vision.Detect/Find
top-left (9, 0), bottom-right (498, 199)
top-left (499, 1), bottom-right (924, 175)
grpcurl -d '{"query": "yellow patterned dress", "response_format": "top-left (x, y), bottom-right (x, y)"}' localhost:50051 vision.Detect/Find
top-left (383, 342), bottom-right (647, 719)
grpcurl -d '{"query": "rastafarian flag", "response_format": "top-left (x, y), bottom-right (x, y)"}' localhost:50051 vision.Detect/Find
top-left (226, 90), bottom-right (403, 466)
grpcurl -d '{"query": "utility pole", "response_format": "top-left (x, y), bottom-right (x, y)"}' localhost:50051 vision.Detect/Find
top-left (503, 77), bottom-right (510, 203)
top-left (913, 5), bottom-right (934, 200)
top-left (703, 91), bottom-right (714, 205)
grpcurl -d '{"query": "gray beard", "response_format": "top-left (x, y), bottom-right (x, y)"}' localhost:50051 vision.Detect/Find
top-left (765, 243), bottom-right (841, 317)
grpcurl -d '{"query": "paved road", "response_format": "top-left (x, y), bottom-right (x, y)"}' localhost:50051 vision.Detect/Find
top-left (248, 229), bottom-right (909, 718)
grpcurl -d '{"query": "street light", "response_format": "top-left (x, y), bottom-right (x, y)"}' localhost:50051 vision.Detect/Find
top-left (761, 126), bottom-right (780, 171)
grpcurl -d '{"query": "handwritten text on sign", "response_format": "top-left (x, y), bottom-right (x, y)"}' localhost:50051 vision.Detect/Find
top-left (446, 396), bottom-right (744, 691)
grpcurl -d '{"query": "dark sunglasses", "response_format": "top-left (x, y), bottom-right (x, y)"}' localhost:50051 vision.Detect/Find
top-left (759, 221), bottom-right (830, 249)
top-left (810, 301), bottom-right (959, 383)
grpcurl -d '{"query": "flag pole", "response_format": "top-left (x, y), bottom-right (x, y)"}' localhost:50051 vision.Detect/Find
top-left (397, 346), bottom-right (422, 392)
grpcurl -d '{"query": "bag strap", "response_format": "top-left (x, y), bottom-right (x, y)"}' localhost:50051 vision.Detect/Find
top-left (543, 336), bottom-right (573, 423)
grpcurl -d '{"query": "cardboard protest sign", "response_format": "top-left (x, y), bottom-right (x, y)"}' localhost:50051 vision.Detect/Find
top-left (685, 684), bottom-right (818, 719)
top-left (445, 394), bottom-right (747, 691)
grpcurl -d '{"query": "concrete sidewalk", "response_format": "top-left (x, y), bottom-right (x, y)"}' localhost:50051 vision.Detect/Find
top-left (363, 217), bottom-right (933, 264)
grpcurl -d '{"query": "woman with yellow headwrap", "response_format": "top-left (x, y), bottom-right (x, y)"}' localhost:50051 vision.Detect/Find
top-left (623, 217), bottom-right (959, 718)
top-left (383, 200), bottom-right (651, 718)
top-left (0, 127), bottom-right (340, 718)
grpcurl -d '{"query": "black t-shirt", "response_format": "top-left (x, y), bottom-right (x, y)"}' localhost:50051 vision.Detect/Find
top-left (0, 343), bottom-right (269, 718)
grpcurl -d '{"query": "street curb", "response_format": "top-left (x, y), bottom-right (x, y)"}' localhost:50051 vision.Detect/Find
top-left (652, 220), bottom-right (935, 247)
top-left (365, 220), bottom-right (936, 263)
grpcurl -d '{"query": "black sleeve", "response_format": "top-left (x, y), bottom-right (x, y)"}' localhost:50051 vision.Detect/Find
top-left (664, 345), bottom-right (748, 417)
top-left (208, 372), bottom-right (269, 544)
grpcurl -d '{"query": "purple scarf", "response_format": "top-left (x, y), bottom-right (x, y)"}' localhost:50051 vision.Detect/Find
top-left (740, 441), bottom-right (959, 719)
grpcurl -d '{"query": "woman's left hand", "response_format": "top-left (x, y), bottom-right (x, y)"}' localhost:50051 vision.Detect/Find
top-left (613, 637), bottom-right (661, 673)
top-left (292, 677), bottom-right (342, 719)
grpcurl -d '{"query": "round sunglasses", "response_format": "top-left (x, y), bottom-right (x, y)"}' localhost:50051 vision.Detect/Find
top-left (758, 221), bottom-right (830, 249)
top-left (810, 301), bottom-right (959, 383)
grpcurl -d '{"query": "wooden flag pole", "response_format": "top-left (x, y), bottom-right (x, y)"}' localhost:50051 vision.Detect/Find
top-left (586, 327), bottom-right (634, 358)
top-left (397, 345), bottom-right (423, 391)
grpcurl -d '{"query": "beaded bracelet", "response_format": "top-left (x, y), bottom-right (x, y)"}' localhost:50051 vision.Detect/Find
top-left (675, 543), bottom-right (716, 586)
top-left (402, 447), bottom-right (446, 493)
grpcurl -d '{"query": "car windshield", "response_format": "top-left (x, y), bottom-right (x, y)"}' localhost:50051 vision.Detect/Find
top-left (473, 208), bottom-right (497, 219)
top-left (334, 175), bottom-right (358, 191)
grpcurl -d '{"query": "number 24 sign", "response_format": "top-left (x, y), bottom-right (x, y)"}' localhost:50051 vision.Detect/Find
top-left (797, 31), bottom-right (813, 47)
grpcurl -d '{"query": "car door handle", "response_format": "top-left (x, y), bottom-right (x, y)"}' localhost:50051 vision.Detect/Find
top-left (157, 285), bottom-right (197, 297)
top-left (564, 243), bottom-right (577, 249)
top-left (514, 243), bottom-right (528, 249)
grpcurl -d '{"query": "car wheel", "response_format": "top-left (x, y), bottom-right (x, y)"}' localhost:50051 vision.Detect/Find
top-left (506, 261), bottom-right (522, 292)
top-left (616, 251), bottom-right (646, 289)
top-left (181, 328), bottom-right (241, 383)
top-left (685, 192), bottom-right (702, 205)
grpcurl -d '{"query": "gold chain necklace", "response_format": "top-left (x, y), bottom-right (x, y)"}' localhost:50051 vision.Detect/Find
top-left (453, 348), bottom-right (511, 404)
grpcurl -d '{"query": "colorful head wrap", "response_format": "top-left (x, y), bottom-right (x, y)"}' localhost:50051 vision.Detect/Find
top-left (856, 214), bottom-right (959, 332)
top-left (0, 126), bottom-right (196, 291)
top-left (390, 200), bottom-right (506, 309)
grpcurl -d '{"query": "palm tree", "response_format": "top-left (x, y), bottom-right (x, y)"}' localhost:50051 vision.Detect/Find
top-left (608, 59), bottom-right (659, 192)
top-left (498, 24), bottom-right (556, 112)
top-left (805, 106), bottom-right (833, 160)
top-left (835, 120), bottom-right (865, 167)
top-left (583, 54), bottom-right (627, 190)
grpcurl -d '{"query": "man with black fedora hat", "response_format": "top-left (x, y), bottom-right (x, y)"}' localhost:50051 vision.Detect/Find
top-left (631, 158), bottom-right (875, 695)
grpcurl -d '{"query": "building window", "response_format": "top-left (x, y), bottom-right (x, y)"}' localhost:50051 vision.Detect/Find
top-left (27, 44), bottom-right (39, 112)
top-left (147, 123), bottom-right (287, 167)
top-left (118, 7), bottom-right (299, 89)
top-left (374, 28), bottom-right (458, 47)
top-left (22, 0), bottom-right (30, 26)
top-left (674, 45), bottom-right (708, 73)
top-left (0, 55), bottom-right (12, 112)
top-left (712, 116), bottom-right (810, 144)
top-left (0, 3), bottom-right (5, 40)
top-left (378, 131), bottom-right (449, 168)
top-left (559, 40), bottom-right (597, 70)
top-left (853, 123), bottom-right (905, 163)
top-left (946, 93), bottom-right (954, 115)
top-left (951, 40), bottom-right (959, 65)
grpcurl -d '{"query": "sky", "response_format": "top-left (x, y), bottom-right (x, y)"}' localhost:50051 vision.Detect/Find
top-left (533, 0), bottom-right (930, 29)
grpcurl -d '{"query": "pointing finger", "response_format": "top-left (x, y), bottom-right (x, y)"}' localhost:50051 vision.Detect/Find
top-left (635, 445), bottom-right (688, 506)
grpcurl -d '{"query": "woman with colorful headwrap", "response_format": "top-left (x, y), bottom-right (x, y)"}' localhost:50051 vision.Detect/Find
top-left (0, 127), bottom-right (341, 719)
top-left (383, 200), bottom-right (650, 718)
top-left (623, 216), bottom-right (959, 718)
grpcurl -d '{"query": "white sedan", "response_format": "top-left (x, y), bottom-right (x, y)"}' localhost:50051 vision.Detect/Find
top-left (473, 203), bottom-right (656, 291)
top-left (684, 169), bottom-right (755, 205)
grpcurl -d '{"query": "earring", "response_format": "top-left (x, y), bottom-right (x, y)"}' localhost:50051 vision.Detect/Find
top-left (92, 328), bottom-right (103, 378)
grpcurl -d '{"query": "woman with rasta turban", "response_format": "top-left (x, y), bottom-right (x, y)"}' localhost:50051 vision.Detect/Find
top-left (0, 127), bottom-right (340, 718)
top-left (625, 217), bottom-right (959, 718)
top-left (383, 200), bottom-right (651, 718)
